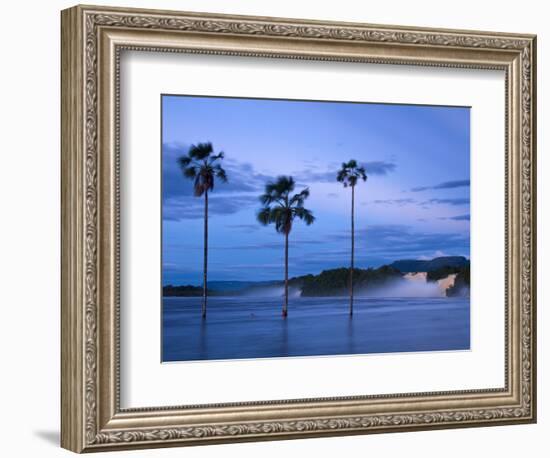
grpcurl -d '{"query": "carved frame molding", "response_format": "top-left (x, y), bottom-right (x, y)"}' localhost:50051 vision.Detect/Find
top-left (61, 5), bottom-right (536, 453)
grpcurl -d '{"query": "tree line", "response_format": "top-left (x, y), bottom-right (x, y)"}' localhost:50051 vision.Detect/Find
top-left (178, 142), bottom-right (368, 319)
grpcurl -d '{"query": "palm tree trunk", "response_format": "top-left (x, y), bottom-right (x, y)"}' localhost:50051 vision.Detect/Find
top-left (349, 184), bottom-right (355, 316)
top-left (202, 190), bottom-right (208, 318)
top-left (283, 231), bottom-right (289, 318)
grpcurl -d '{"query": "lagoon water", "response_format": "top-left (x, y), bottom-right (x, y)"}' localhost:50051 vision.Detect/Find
top-left (162, 296), bottom-right (470, 362)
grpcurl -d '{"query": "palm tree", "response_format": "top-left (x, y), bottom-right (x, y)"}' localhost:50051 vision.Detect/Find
top-left (257, 176), bottom-right (315, 318)
top-left (337, 160), bottom-right (367, 316)
top-left (178, 142), bottom-right (227, 318)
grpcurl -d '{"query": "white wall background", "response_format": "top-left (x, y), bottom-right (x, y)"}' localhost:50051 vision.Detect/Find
top-left (0, 0), bottom-right (546, 456)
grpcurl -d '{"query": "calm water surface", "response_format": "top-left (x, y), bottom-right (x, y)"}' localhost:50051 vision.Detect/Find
top-left (162, 296), bottom-right (470, 362)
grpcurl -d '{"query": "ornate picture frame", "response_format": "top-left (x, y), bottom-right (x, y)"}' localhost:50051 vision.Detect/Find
top-left (61, 4), bottom-right (536, 453)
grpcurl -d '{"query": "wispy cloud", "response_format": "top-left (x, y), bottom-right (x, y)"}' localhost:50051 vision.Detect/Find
top-left (226, 223), bottom-right (262, 231)
top-left (163, 194), bottom-right (259, 221)
top-left (161, 96), bottom-right (471, 283)
top-left (369, 198), bottom-right (416, 206)
top-left (418, 250), bottom-right (449, 260)
top-left (297, 224), bottom-right (471, 266)
top-left (214, 238), bottom-right (328, 251)
top-left (422, 198), bottom-right (470, 206)
top-left (292, 234), bottom-right (469, 273)
top-left (294, 161), bottom-right (396, 184)
top-left (163, 142), bottom-right (278, 221)
top-left (411, 179), bottom-right (470, 192)
top-left (162, 143), bottom-right (274, 200)
top-left (356, 224), bottom-right (468, 258)
top-left (361, 161), bottom-right (397, 175)
top-left (439, 214), bottom-right (470, 221)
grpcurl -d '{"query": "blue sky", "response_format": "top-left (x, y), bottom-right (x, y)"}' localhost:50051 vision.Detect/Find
top-left (162, 95), bottom-right (470, 285)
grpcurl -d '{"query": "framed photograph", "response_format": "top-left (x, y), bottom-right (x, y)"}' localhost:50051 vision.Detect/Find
top-left (61, 4), bottom-right (537, 453)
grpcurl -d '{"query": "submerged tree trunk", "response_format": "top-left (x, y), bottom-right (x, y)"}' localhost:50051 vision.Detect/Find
top-left (283, 231), bottom-right (289, 318)
top-left (349, 184), bottom-right (355, 316)
top-left (202, 190), bottom-right (208, 319)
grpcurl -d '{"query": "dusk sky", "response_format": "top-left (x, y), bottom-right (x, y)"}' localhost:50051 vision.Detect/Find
top-left (162, 95), bottom-right (470, 285)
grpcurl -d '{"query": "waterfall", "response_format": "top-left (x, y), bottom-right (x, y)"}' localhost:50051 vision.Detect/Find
top-left (402, 272), bottom-right (457, 297)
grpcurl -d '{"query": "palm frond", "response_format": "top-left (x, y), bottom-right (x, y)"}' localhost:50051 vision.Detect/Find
top-left (177, 142), bottom-right (228, 198)
top-left (337, 158), bottom-right (368, 187)
top-left (209, 152), bottom-right (225, 163)
top-left (257, 207), bottom-right (273, 226)
top-left (261, 176), bottom-right (294, 205)
top-left (178, 156), bottom-right (193, 167)
top-left (294, 207), bottom-right (315, 225)
top-left (183, 166), bottom-right (197, 179)
top-left (213, 164), bottom-right (228, 182)
top-left (336, 168), bottom-right (347, 183)
top-left (272, 207), bottom-right (292, 234)
top-left (275, 219), bottom-right (292, 234)
top-left (259, 192), bottom-right (275, 206)
top-left (289, 188), bottom-right (310, 207)
top-left (188, 142), bottom-right (214, 160)
top-left (357, 165), bottom-right (368, 181)
top-left (257, 176), bottom-right (314, 234)
top-left (265, 176), bottom-right (295, 196)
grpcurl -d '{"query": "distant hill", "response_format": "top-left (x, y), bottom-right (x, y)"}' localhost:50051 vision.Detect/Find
top-left (295, 266), bottom-right (402, 297)
top-left (163, 256), bottom-right (470, 297)
top-left (163, 281), bottom-right (280, 296)
top-left (163, 284), bottom-right (204, 297)
top-left (389, 256), bottom-right (469, 273)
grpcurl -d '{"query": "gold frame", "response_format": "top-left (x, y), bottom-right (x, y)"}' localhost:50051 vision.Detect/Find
top-left (61, 4), bottom-right (537, 453)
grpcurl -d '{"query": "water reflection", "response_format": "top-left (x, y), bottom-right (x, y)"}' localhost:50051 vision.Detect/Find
top-left (162, 296), bottom-right (470, 362)
top-left (198, 318), bottom-right (208, 360)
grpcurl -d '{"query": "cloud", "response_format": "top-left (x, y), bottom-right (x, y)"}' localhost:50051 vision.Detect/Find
top-left (274, 225), bottom-right (470, 270)
top-left (411, 179), bottom-right (470, 192)
top-left (323, 224), bottom-right (469, 263)
top-left (163, 194), bottom-right (259, 220)
top-left (162, 142), bottom-right (278, 220)
top-left (369, 198), bottom-right (416, 206)
top-left (213, 238), bottom-right (327, 251)
top-left (226, 224), bottom-right (262, 231)
top-left (361, 161), bottom-right (397, 176)
top-left (439, 214), bottom-right (470, 221)
top-left (293, 161), bottom-right (396, 184)
top-left (162, 142), bottom-right (273, 200)
top-left (165, 223), bottom-right (470, 281)
top-left (422, 198), bottom-right (470, 206)
top-left (417, 250), bottom-right (448, 260)
top-left (166, 235), bottom-right (333, 253)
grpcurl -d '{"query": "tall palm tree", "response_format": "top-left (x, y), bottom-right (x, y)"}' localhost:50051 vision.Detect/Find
top-left (178, 142), bottom-right (227, 318)
top-left (257, 176), bottom-right (315, 318)
top-left (337, 160), bottom-right (367, 317)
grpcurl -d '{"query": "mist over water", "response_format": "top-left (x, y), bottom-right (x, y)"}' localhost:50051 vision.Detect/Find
top-left (358, 278), bottom-right (444, 298)
top-left (237, 273), bottom-right (453, 299)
